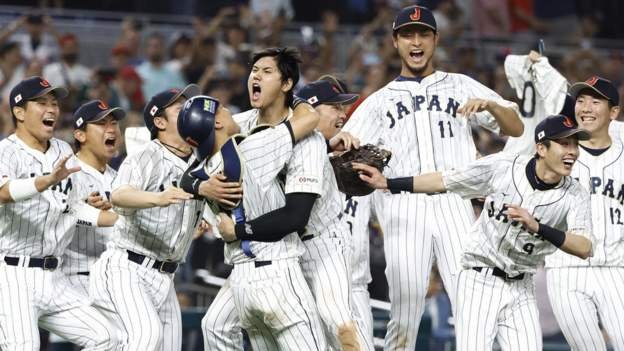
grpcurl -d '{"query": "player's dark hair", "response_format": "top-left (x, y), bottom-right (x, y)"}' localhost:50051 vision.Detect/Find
top-left (251, 47), bottom-right (301, 108)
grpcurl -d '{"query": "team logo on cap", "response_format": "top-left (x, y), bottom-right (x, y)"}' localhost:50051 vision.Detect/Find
top-left (14, 94), bottom-right (22, 104)
top-left (563, 116), bottom-right (574, 128)
top-left (203, 99), bottom-right (216, 113)
top-left (40, 79), bottom-right (50, 88)
top-left (410, 7), bottom-right (421, 21)
top-left (76, 117), bottom-right (84, 127)
top-left (307, 96), bottom-right (318, 105)
top-left (150, 105), bottom-right (158, 116)
top-left (586, 76), bottom-right (599, 86)
top-left (98, 100), bottom-right (109, 110)
top-left (331, 85), bottom-right (340, 94)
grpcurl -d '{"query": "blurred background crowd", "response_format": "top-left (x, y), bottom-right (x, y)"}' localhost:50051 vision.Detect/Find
top-left (1, 0), bottom-right (623, 349)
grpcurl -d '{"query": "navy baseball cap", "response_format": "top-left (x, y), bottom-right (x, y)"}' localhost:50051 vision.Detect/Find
top-left (9, 76), bottom-right (68, 114)
top-left (73, 100), bottom-right (125, 129)
top-left (535, 114), bottom-right (590, 143)
top-left (569, 76), bottom-right (619, 107)
top-left (392, 5), bottom-right (437, 33)
top-left (143, 84), bottom-right (200, 138)
top-left (296, 80), bottom-right (359, 108)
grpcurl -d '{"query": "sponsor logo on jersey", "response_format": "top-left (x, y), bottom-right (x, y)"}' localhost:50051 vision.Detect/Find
top-left (298, 176), bottom-right (319, 184)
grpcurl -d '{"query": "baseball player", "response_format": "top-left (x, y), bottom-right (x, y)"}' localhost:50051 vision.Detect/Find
top-left (341, 5), bottom-right (523, 349)
top-left (297, 79), bottom-right (375, 351)
top-left (89, 84), bottom-right (204, 351)
top-left (354, 114), bottom-right (594, 350)
top-left (48, 100), bottom-right (126, 348)
top-left (0, 77), bottom-right (119, 350)
top-left (231, 50), bottom-right (368, 350)
top-left (545, 77), bottom-right (624, 350)
top-left (63, 100), bottom-right (125, 294)
top-left (503, 48), bottom-right (569, 156)
top-left (179, 94), bottom-right (327, 350)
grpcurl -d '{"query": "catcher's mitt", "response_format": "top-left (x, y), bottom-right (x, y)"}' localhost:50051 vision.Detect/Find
top-left (330, 144), bottom-right (392, 196)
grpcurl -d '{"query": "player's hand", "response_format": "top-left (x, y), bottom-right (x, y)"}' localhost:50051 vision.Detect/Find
top-left (157, 187), bottom-right (193, 207)
top-left (217, 213), bottom-right (236, 242)
top-left (352, 162), bottom-right (388, 189)
top-left (458, 99), bottom-right (492, 118)
top-left (87, 191), bottom-right (112, 211)
top-left (198, 174), bottom-right (243, 208)
top-left (329, 131), bottom-right (360, 152)
top-left (193, 219), bottom-right (212, 240)
top-left (504, 204), bottom-right (539, 233)
top-left (528, 50), bottom-right (542, 63)
top-left (49, 155), bottom-right (81, 185)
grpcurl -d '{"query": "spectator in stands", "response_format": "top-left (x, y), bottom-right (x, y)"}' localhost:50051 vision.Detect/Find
top-left (114, 65), bottom-right (145, 113)
top-left (0, 42), bottom-right (25, 101)
top-left (117, 17), bottom-right (142, 63)
top-left (136, 32), bottom-right (186, 99)
top-left (11, 14), bottom-right (59, 63)
top-left (110, 44), bottom-right (131, 71)
top-left (167, 32), bottom-right (192, 73)
top-left (472, 0), bottom-right (510, 38)
top-left (215, 24), bottom-right (251, 76)
top-left (183, 36), bottom-right (216, 87)
top-left (509, 0), bottom-right (548, 38)
top-left (43, 33), bottom-right (91, 90)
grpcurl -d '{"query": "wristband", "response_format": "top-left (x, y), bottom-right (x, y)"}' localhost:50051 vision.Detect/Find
top-left (8, 178), bottom-right (39, 201)
top-left (387, 177), bottom-right (413, 194)
top-left (537, 223), bottom-right (566, 248)
top-left (234, 222), bottom-right (253, 241)
top-left (75, 203), bottom-right (101, 227)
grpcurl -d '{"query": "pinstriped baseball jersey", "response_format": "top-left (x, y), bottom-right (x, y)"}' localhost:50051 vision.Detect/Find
top-left (62, 158), bottom-right (115, 275)
top-left (546, 138), bottom-right (624, 267)
top-left (610, 120), bottom-right (624, 141)
top-left (342, 71), bottom-right (517, 175)
top-left (235, 109), bottom-right (348, 240)
top-left (342, 194), bottom-right (372, 286)
top-left (202, 123), bottom-right (304, 264)
top-left (443, 153), bottom-right (592, 276)
top-left (0, 135), bottom-right (81, 257)
top-left (111, 140), bottom-right (203, 262)
top-left (503, 55), bottom-right (568, 156)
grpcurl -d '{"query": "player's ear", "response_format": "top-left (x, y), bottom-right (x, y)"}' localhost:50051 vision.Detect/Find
top-left (535, 143), bottom-right (547, 158)
top-left (609, 105), bottom-right (620, 121)
top-left (153, 115), bottom-right (167, 131)
top-left (12, 105), bottom-right (26, 123)
top-left (281, 78), bottom-right (293, 93)
top-left (73, 129), bottom-right (86, 145)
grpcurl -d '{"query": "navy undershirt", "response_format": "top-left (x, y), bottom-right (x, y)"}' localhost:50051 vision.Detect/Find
top-left (526, 158), bottom-right (558, 191)
top-left (580, 144), bottom-right (610, 156)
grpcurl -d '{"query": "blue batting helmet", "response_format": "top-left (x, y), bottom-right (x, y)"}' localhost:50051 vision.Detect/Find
top-left (177, 95), bottom-right (220, 161)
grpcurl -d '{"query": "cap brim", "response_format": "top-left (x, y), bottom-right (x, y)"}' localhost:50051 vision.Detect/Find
top-left (324, 93), bottom-right (359, 105)
top-left (165, 84), bottom-right (201, 107)
top-left (393, 22), bottom-right (437, 33)
top-left (569, 82), bottom-right (609, 101)
top-left (93, 107), bottom-right (126, 123)
top-left (550, 128), bottom-right (591, 141)
top-left (34, 86), bottom-right (69, 100)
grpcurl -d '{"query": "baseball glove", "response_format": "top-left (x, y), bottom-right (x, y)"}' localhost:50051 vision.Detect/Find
top-left (330, 144), bottom-right (392, 196)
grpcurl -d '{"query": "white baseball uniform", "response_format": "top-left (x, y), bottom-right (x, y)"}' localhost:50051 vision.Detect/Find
top-left (545, 137), bottom-right (624, 350)
top-left (0, 134), bottom-right (119, 351)
top-left (62, 158), bottom-right (116, 294)
top-left (341, 194), bottom-right (374, 351)
top-left (342, 71), bottom-right (518, 350)
top-left (443, 152), bottom-right (592, 351)
top-left (201, 121), bottom-right (326, 351)
top-left (89, 139), bottom-right (204, 351)
top-left (503, 54), bottom-right (568, 156)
